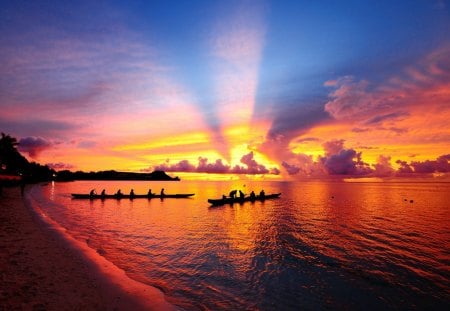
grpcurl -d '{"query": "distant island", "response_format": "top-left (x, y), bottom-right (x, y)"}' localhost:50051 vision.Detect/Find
top-left (1, 132), bottom-right (180, 184)
top-left (55, 170), bottom-right (180, 181)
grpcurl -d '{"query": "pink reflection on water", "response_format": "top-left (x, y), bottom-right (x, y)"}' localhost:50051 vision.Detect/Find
top-left (32, 180), bottom-right (450, 309)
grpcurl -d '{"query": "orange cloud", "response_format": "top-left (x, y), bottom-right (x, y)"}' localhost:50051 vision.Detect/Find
top-left (150, 151), bottom-right (279, 176)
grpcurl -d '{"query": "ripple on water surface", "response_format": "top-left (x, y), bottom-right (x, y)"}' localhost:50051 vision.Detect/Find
top-left (30, 180), bottom-right (450, 309)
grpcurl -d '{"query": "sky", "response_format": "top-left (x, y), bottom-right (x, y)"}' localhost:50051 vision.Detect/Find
top-left (1, 0), bottom-right (449, 179)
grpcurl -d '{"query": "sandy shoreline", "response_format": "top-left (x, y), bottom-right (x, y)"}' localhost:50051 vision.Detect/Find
top-left (0, 186), bottom-right (175, 310)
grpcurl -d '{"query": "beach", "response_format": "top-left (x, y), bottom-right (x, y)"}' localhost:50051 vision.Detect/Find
top-left (0, 186), bottom-right (174, 310)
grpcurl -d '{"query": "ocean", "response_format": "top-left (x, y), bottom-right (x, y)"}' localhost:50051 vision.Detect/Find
top-left (27, 180), bottom-right (450, 310)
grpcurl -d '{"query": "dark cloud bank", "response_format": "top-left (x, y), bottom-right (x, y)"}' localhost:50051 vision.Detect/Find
top-left (18, 136), bottom-right (54, 158)
top-left (147, 142), bottom-right (449, 178)
top-left (147, 151), bottom-right (280, 175)
top-left (281, 139), bottom-right (450, 178)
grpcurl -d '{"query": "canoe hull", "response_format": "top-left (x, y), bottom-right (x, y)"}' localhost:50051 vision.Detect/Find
top-left (71, 193), bottom-right (194, 199)
top-left (208, 193), bottom-right (281, 206)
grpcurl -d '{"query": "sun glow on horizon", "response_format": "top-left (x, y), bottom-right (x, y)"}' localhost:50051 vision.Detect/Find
top-left (2, 1), bottom-right (449, 179)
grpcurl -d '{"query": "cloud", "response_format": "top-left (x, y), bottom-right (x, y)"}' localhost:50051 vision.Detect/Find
top-left (365, 111), bottom-right (410, 125)
top-left (380, 126), bottom-right (408, 134)
top-left (280, 139), bottom-right (373, 177)
top-left (46, 162), bottom-right (75, 171)
top-left (323, 79), bottom-right (338, 87)
top-left (77, 140), bottom-right (97, 149)
top-left (319, 149), bottom-right (372, 176)
top-left (153, 159), bottom-right (196, 173)
top-left (266, 102), bottom-right (329, 142)
top-left (259, 101), bottom-right (330, 165)
top-left (408, 154), bottom-right (450, 173)
top-left (151, 152), bottom-right (279, 175)
top-left (324, 76), bottom-right (373, 120)
top-left (373, 155), bottom-right (395, 177)
top-left (260, 47), bottom-right (450, 177)
top-left (280, 142), bottom-right (449, 177)
top-left (352, 127), bottom-right (370, 133)
top-left (275, 141), bottom-right (450, 178)
top-left (281, 161), bottom-right (301, 175)
top-left (295, 137), bottom-right (320, 143)
top-left (396, 160), bottom-right (414, 173)
top-left (233, 151), bottom-right (270, 174)
top-left (324, 47), bottom-right (450, 126)
top-left (0, 118), bottom-right (76, 139)
top-left (322, 139), bottom-right (345, 156)
top-left (18, 136), bottom-right (53, 158)
top-left (198, 157), bottom-right (229, 173)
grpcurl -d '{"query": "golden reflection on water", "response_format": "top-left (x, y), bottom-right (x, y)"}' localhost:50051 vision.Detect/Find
top-left (33, 180), bottom-right (450, 309)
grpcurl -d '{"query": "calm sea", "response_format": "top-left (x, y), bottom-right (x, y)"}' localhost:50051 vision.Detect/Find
top-left (28, 180), bottom-right (450, 310)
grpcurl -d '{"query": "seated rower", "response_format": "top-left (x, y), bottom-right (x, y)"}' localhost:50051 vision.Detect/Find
top-left (130, 189), bottom-right (135, 199)
top-left (147, 189), bottom-right (153, 197)
top-left (116, 189), bottom-right (122, 197)
top-left (239, 190), bottom-right (245, 199)
top-left (250, 191), bottom-right (256, 200)
top-left (259, 189), bottom-right (265, 199)
top-left (229, 190), bottom-right (237, 198)
top-left (160, 188), bottom-right (165, 197)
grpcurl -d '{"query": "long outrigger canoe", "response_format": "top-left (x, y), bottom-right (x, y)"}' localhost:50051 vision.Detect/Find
top-left (72, 193), bottom-right (194, 199)
top-left (208, 193), bottom-right (281, 206)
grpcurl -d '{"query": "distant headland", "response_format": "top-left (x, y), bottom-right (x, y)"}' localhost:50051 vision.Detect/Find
top-left (0, 133), bottom-right (179, 184)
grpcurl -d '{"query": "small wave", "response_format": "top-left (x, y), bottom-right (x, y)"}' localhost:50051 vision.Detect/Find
top-left (24, 185), bottom-right (176, 310)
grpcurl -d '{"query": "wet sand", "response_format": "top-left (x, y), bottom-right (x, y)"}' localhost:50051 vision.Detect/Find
top-left (0, 187), bottom-right (174, 310)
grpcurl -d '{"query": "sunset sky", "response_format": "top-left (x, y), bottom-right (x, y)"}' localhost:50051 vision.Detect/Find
top-left (1, 0), bottom-right (449, 179)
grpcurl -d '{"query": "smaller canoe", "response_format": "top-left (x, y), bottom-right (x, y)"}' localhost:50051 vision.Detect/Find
top-left (208, 193), bottom-right (281, 206)
top-left (71, 193), bottom-right (194, 199)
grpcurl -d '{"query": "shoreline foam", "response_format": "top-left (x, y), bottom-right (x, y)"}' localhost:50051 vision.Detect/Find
top-left (0, 186), bottom-right (176, 310)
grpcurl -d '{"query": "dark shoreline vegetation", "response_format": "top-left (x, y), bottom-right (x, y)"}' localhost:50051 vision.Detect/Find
top-left (0, 133), bottom-right (179, 188)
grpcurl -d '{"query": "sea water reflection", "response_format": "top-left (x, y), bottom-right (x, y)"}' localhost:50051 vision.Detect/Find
top-left (29, 180), bottom-right (450, 309)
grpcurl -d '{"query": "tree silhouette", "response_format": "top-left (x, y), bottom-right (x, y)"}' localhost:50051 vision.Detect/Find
top-left (0, 132), bottom-right (27, 174)
top-left (0, 133), bottom-right (54, 181)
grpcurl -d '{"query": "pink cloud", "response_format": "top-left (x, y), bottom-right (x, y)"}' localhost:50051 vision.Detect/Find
top-left (151, 152), bottom-right (279, 175)
top-left (18, 136), bottom-right (53, 158)
top-left (324, 46), bottom-right (450, 126)
top-left (319, 147), bottom-right (372, 176)
top-left (198, 157), bottom-right (230, 174)
top-left (373, 155), bottom-right (395, 177)
top-left (395, 155), bottom-right (450, 175)
top-left (323, 139), bottom-right (345, 156)
top-left (323, 79), bottom-right (338, 87)
top-left (281, 161), bottom-right (301, 175)
top-left (280, 140), bottom-right (373, 177)
top-left (280, 139), bottom-right (450, 178)
top-left (46, 162), bottom-right (75, 171)
top-left (396, 160), bottom-right (414, 174)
